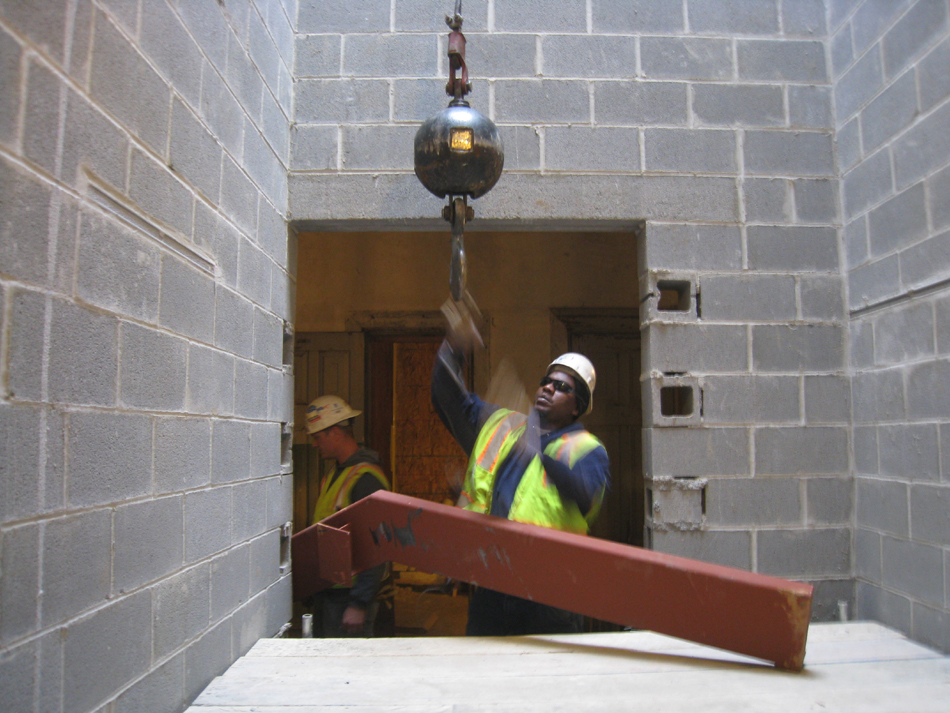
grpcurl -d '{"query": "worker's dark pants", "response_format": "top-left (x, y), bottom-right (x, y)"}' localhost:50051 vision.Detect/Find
top-left (466, 587), bottom-right (584, 636)
top-left (318, 588), bottom-right (379, 637)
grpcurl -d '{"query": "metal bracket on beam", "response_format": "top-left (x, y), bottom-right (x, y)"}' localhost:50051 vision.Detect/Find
top-left (291, 491), bottom-right (813, 671)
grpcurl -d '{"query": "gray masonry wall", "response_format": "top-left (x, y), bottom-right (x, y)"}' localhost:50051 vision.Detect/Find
top-left (0, 2), bottom-right (295, 712)
top-left (834, 0), bottom-right (950, 653)
top-left (289, 0), bottom-right (852, 621)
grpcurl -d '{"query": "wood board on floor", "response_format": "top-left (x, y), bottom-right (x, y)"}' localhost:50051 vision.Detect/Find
top-left (186, 622), bottom-right (950, 712)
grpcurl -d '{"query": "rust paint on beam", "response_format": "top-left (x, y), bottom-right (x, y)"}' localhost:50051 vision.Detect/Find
top-left (291, 491), bottom-right (813, 671)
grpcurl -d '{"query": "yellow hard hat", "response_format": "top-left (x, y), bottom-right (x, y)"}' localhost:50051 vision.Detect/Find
top-left (547, 353), bottom-right (596, 416)
top-left (305, 395), bottom-right (361, 434)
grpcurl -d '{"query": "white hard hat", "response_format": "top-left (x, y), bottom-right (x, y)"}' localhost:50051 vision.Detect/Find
top-left (547, 353), bottom-right (596, 416)
top-left (305, 395), bottom-right (361, 434)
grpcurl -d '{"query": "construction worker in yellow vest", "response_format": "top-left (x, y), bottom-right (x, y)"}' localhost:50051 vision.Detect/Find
top-left (432, 298), bottom-right (610, 636)
top-left (306, 395), bottom-right (390, 636)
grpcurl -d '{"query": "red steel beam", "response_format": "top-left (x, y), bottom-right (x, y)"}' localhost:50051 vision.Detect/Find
top-left (292, 491), bottom-right (813, 671)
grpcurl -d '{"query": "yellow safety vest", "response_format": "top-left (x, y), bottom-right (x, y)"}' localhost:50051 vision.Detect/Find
top-left (312, 462), bottom-right (390, 525)
top-left (461, 409), bottom-right (605, 534)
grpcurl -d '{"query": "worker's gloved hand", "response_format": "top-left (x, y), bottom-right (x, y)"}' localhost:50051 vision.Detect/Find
top-left (524, 408), bottom-right (542, 457)
top-left (441, 291), bottom-right (484, 353)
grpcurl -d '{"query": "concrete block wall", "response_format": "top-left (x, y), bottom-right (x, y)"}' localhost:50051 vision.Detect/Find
top-left (289, 0), bottom-right (850, 620)
top-left (834, 0), bottom-right (950, 652)
top-left (0, 1), bottom-right (295, 712)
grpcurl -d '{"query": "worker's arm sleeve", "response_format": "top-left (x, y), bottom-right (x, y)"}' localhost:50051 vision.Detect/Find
top-left (539, 447), bottom-right (610, 517)
top-left (431, 340), bottom-right (495, 456)
top-left (348, 473), bottom-right (389, 607)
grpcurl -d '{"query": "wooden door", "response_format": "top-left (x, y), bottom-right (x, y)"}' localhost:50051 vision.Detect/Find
top-left (292, 332), bottom-right (364, 533)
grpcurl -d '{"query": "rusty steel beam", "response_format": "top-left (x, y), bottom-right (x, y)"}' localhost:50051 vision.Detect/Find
top-left (292, 491), bottom-right (813, 671)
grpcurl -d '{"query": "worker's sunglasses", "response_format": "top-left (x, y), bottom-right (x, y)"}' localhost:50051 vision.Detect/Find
top-left (539, 376), bottom-right (574, 394)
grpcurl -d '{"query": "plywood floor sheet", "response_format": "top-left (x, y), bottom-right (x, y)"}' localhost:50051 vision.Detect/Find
top-left (187, 622), bottom-right (950, 712)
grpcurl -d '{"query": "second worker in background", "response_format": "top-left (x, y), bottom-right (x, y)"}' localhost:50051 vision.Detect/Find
top-left (431, 298), bottom-right (611, 636)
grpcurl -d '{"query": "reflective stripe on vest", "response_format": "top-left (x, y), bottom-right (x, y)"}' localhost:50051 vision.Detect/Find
top-left (312, 462), bottom-right (390, 525)
top-left (462, 409), bottom-right (605, 534)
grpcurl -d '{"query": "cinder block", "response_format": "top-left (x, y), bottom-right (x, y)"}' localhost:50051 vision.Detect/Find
top-left (852, 369), bottom-right (905, 422)
top-left (644, 128), bottom-right (736, 174)
top-left (253, 307), bottom-right (284, 368)
top-left (845, 215), bottom-right (868, 269)
top-left (641, 223), bottom-right (741, 271)
top-left (783, 0), bottom-right (827, 36)
top-left (940, 295), bottom-right (950, 357)
top-left (159, 255), bottom-right (215, 342)
top-left (787, 82), bottom-right (832, 128)
top-left (152, 562), bottom-right (211, 660)
top-left (265, 572), bottom-right (293, 635)
top-left (793, 179), bottom-right (838, 223)
top-left (114, 651), bottom-right (184, 713)
top-left (855, 526), bottom-right (882, 581)
top-left (801, 275), bottom-right (845, 321)
top-left (77, 210), bottom-right (161, 322)
top-left (743, 178), bottom-right (790, 223)
top-left (393, 78), bottom-right (451, 123)
top-left (911, 603), bottom-right (950, 655)
top-left (882, 535), bottom-right (944, 608)
top-left (64, 590), bottom-right (152, 713)
top-left (184, 620), bottom-right (233, 703)
top-left (738, 40), bottom-right (826, 82)
top-left (649, 529), bottom-right (751, 569)
top-left (855, 581), bottom-right (911, 633)
top-left (647, 476), bottom-right (706, 527)
top-left (497, 125), bottom-right (540, 171)
top-left (494, 79), bottom-right (589, 123)
top-left (295, 78), bottom-right (389, 123)
top-left (243, 128), bottom-right (284, 208)
top-left (645, 427), bottom-right (749, 476)
top-left (271, 262), bottom-right (293, 322)
top-left (700, 274), bottom-right (797, 322)
top-left (47, 298), bottom-right (119, 407)
top-left (234, 359), bottom-right (269, 419)
top-left (594, 80), bottom-right (688, 126)
top-left (62, 89), bottom-right (129, 189)
top-left (746, 226), bottom-right (838, 272)
top-left (754, 426), bottom-right (848, 474)
top-left (894, 101), bottom-right (950, 190)
top-left (911, 484), bottom-right (950, 546)
top-left (807, 476), bottom-right (852, 524)
top-left (212, 418), bottom-right (252, 484)
top-left (266, 474), bottom-right (294, 530)
top-left (907, 360), bottom-right (950, 418)
top-left (290, 125), bottom-right (338, 170)
top-left (861, 71), bottom-right (917, 153)
top-left (89, 11), bottom-right (170, 153)
top-left (804, 374), bottom-right (851, 423)
top-left (221, 156), bottom-right (259, 237)
top-left (928, 164), bottom-right (950, 233)
top-left (258, 201), bottom-right (289, 270)
top-left (541, 35), bottom-right (637, 78)
top-left (1, 523), bottom-right (39, 639)
top-left (194, 203), bottom-right (239, 288)
top-left (215, 286), bottom-right (255, 358)
top-left (140, 0), bottom-right (202, 105)
top-left (743, 130), bottom-right (834, 177)
top-left (342, 33), bottom-right (436, 77)
top-left (23, 59), bottom-right (63, 175)
top-left (250, 421), bottom-right (281, 480)
top-left (854, 425), bottom-right (878, 474)
top-left (837, 118), bottom-right (861, 173)
top-left (641, 37), bottom-right (732, 80)
top-left (645, 323), bottom-right (749, 373)
top-left (545, 126), bottom-right (640, 172)
top-left (120, 322), bottom-right (187, 411)
top-left (238, 237), bottom-right (273, 310)
top-left (641, 270), bottom-right (698, 324)
top-left (170, 100), bottom-right (222, 203)
top-left (114, 495), bottom-right (184, 593)
top-left (199, 62), bottom-right (244, 158)
top-left (757, 527), bottom-right (850, 577)
top-left (187, 344), bottom-right (235, 416)
top-left (688, 0), bottom-right (779, 34)
top-left (7, 288), bottom-right (46, 401)
top-left (0, 0), bottom-right (65, 69)
top-left (225, 40), bottom-right (264, 123)
top-left (882, 0), bottom-right (948, 79)
top-left (268, 367), bottom-right (294, 423)
top-left (849, 255), bottom-right (901, 311)
top-left (868, 181), bottom-right (928, 257)
top-left (0, 162), bottom-right (63, 288)
top-left (178, 0), bottom-right (228, 70)
top-left (878, 424), bottom-right (940, 480)
top-left (459, 32), bottom-right (535, 78)
top-left (249, 530), bottom-right (280, 593)
top-left (901, 229), bottom-right (950, 291)
top-left (211, 544), bottom-right (250, 622)
top-left (342, 125), bottom-right (416, 170)
top-left (0, 404), bottom-right (43, 524)
top-left (262, 94), bottom-right (290, 167)
top-left (184, 487), bottom-right (232, 562)
top-left (918, 37), bottom-right (950, 113)
top-left (834, 46), bottom-right (882, 121)
top-left (702, 375), bottom-right (799, 424)
top-left (645, 374), bottom-right (702, 427)
top-left (873, 301), bottom-right (934, 366)
top-left (395, 0), bottom-right (488, 31)
top-left (494, 0), bottom-right (585, 31)
top-left (842, 148), bottom-right (892, 219)
top-left (0, 638), bottom-right (36, 713)
top-left (155, 417), bottom-right (212, 494)
top-left (692, 84), bottom-right (783, 127)
top-left (830, 22), bottom-right (853, 78)
top-left (752, 324), bottom-right (844, 372)
top-left (232, 479), bottom-right (269, 545)
top-left (705, 476), bottom-right (801, 526)
top-left (298, 0), bottom-right (390, 32)
top-left (68, 411), bottom-right (152, 507)
top-left (857, 471), bottom-right (910, 537)
top-left (851, 0), bottom-right (906, 54)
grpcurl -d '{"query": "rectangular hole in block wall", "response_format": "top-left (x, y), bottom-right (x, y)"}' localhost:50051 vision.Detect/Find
top-left (656, 280), bottom-right (691, 311)
top-left (660, 385), bottom-right (693, 416)
top-left (282, 323), bottom-right (294, 367)
top-left (280, 521), bottom-right (292, 574)
top-left (281, 422), bottom-right (293, 472)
